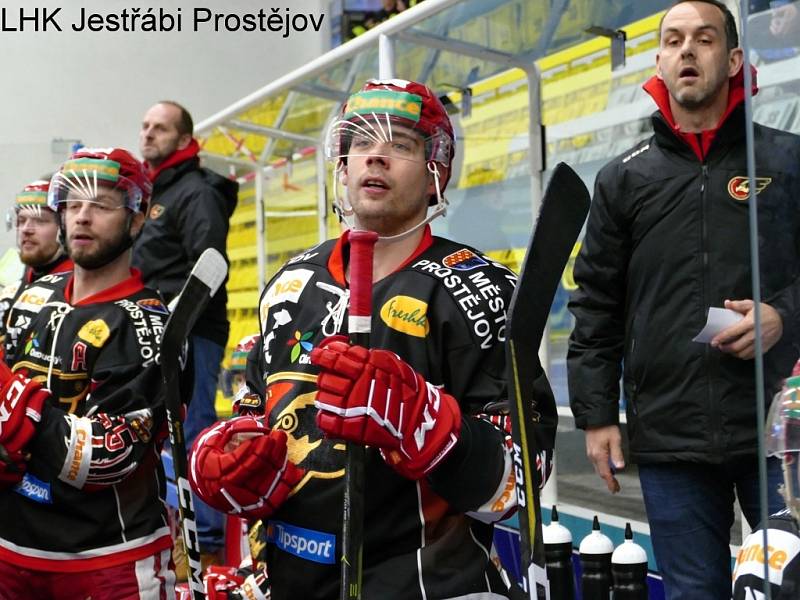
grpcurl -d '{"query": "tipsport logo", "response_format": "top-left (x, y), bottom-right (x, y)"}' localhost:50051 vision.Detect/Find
top-left (266, 520), bottom-right (335, 564)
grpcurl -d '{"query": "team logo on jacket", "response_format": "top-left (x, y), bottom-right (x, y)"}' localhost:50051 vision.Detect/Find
top-left (380, 295), bottom-right (429, 338)
top-left (137, 298), bottom-right (169, 315)
top-left (149, 204), bottom-right (165, 220)
top-left (78, 319), bottom-right (111, 348)
top-left (443, 248), bottom-right (487, 271)
top-left (727, 176), bottom-right (772, 201)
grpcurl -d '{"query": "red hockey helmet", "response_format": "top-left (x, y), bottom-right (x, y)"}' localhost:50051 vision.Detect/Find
top-left (6, 180), bottom-right (54, 231)
top-left (48, 147), bottom-right (151, 214)
top-left (324, 79), bottom-right (455, 205)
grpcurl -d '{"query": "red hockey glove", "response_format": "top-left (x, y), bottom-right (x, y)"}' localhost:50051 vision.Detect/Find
top-left (311, 337), bottom-right (462, 480)
top-left (204, 565), bottom-right (245, 600)
top-left (0, 372), bottom-right (49, 455)
top-left (189, 416), bottom-right (305, 520)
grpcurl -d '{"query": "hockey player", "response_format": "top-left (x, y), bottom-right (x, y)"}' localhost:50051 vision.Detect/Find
top-left (0, 148), bottom-right (176, 598)
top-left (0, 179), bottom-right (73, 344)
top-left (189, 78), bottom-right (554, 600)
top-left (732, 374), bottom-right (800, 599)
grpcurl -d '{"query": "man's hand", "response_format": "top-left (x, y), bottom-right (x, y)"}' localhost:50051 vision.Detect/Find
top-left (585, 424), bottom-right (624, 493)
top-left (189, 416), bottom-right (305, 520)
top-left (311, 337), bottom-right (461, 480)
top-left (711, 300), bottom-right (783, 359)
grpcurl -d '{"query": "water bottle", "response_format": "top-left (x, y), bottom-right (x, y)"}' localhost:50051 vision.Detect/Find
top-left (579, 516), bottom-right (613, 600)
top-left (611, 523), bottom-right (648, 599)
top-left (543, 505), bottom-right (575, 600)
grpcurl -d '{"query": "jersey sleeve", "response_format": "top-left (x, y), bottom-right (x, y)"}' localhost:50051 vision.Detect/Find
top-left (423, 258), bottom-right (543, 521)
top-left (28, 319), bottom-right (167, 491)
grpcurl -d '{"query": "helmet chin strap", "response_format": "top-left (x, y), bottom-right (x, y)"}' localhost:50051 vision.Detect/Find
top-left (332, 160), bottom-right (449, 244)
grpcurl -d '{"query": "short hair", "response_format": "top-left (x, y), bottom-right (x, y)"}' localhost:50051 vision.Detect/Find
top-left (660, 0), bottom-right (739, 51)
top-left (157, 100), bottom-right (194, 136)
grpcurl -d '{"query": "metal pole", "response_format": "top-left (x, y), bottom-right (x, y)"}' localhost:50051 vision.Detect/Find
top-left (254, 163), bottom-right (266, 291)
top-left (379, 34), bottom-right (396, 79)
top-left (316, 144), bottom-right (328, 244)
top-left (525, 65), bottom-right (546, 360)
top-left (526, 63), bottom-right (557, 507)
top-left (739, 2), bottom-right (771, 598)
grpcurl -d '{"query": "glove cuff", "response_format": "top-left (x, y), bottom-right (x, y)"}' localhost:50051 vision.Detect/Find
top-left (381, 387), bottom-right (462, 480)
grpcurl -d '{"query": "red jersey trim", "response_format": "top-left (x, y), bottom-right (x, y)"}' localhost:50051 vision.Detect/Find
top-left (0, 529), bottom-right (172, 573)
top-left (64, 268), bottom-right (146, 306)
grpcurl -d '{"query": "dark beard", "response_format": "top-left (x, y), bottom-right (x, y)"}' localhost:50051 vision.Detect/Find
top-left (69, 228), bottom-right (134, 270)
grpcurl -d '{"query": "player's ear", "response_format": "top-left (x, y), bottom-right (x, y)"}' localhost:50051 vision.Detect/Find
top-left (130, 211), bottom-right (146, 238)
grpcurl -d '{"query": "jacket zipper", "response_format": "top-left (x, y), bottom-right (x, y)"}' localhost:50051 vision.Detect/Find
top-left (700, 163), bottom-right (720, 456)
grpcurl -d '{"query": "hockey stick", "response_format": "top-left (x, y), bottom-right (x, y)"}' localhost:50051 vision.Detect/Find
top-left (162, 248), bottom-right (228, 600)
top-left (506, 162), bottom-right (590, 599)
top-left (341, 230), bottom-right (378, 600)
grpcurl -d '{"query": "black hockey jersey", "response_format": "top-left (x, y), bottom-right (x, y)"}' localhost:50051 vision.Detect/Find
top-left (0, 269), bottom-right (172, 571)
top-left (733, 508), bottom-right (800, 599)
top-left (243, 228), bottom-right (552, 600)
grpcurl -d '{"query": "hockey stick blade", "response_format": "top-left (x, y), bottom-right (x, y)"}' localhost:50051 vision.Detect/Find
top-left (162, 248), bottom-right (227, 375)
top-left (161, 247), bottom-right (228, 600)
top-left (506, 162), bottom-right (590, 599)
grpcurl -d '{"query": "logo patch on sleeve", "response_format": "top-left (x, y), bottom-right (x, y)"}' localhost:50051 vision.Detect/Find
top-left (137, 298), bottom-right (169, 315)
top-left (14, 286), bottom-right (54, 313)
top-left (264, 269), bottom-right (314, 310)
top-left (443, 249), bottom-right (488, 271)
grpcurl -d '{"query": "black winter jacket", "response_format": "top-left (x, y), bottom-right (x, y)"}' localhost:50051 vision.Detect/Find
top-left (132, 156), bottom-right (238, 346)
top-left (568, 105), bottom-right (800, 463)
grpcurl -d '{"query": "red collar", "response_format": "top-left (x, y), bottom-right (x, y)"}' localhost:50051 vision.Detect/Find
top-left (643, 65), bottom-right (757, 161)
top-left (146, 138), bottom-right (200, 182)
top-left (64, 268), bottom-right (145, 306)
top-left (327, 226), bottom-right (434, 286)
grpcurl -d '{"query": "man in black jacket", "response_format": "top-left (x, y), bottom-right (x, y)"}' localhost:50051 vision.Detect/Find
top-left (568, 1), bottom-right (800, 599)
top-left (133, 100), bottom-right (238, 566)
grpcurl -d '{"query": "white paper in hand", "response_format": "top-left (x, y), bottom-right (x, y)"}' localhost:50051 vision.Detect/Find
top-left (692, 307), bottom-right (744, 343)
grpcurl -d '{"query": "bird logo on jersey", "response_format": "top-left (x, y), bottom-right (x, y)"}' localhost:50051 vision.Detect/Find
top-left (267, 378), bottom-right (345, 493)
